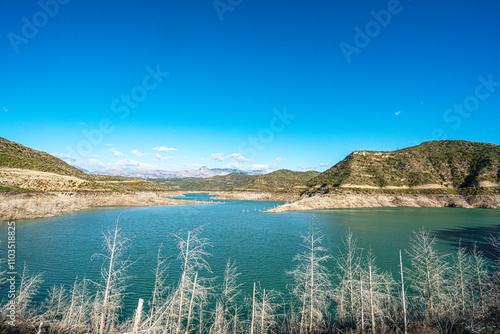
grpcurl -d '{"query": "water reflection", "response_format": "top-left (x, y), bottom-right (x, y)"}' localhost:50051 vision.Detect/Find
top-left (432, 225), bottom-right (500, 260)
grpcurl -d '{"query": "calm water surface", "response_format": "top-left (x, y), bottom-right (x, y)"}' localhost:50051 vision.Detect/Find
top-left (1, 193), bottom-right (499, 315)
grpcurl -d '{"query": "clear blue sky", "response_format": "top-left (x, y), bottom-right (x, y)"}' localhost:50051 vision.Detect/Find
top-left (1, 0), bottom-right (500, 172)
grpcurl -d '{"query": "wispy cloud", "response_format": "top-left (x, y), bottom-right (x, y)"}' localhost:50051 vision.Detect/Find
top-left (166, 163), bottom-right (204, 171)
top-left (108, 157), bottom-right (156, 171)
top-left (76, 159), bottom-right (106, 171)
top-left (276, 157), bottom-right (285, 161)
top-left (210, 152), bottom-right (251, 162)
top-left (227, 153), bottom-right (251, 162)
top-left (53, 152), bottom-right (107, 172)
top-left (153, 146), bottom-right (178, 152)
top-left (298, 162), bottom-right (331, 171)
top-left (51, 152), bottom-right (76, 162)
top-left (110, 148), bottom-right (126, 157)
top-left (298, 166), bottom-right (316, 171)
top-left (210, 153), bottom-right (224, 161)
top-left (222, 162), bottom-right (277, 172)
top-left (130, 149), bottom-right (150, 157)
top-left (154, 153), bottom-right (174, 162)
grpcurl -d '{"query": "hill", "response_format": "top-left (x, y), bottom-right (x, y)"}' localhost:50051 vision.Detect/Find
top-left (243, 169), bottom-right (320, 192)
top-left (307, 140), bottom-right (500, 193)
top-left (160, 172), bottom-right (255, 191)
top-left (0, 137), bottom-right (87, 178)
top-left (160, 169), bottom-right (320, 192)
top-left (0, 137), bottom-right (171, 192)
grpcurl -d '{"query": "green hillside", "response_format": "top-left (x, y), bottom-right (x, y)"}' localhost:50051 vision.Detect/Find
top-left (160, 173), bottom-right (254, 191)
top-left (0, 137), bottom-right (87, 178)
top-left (308, 140), bottom-right (500, 193)
top-left (244, 169), bottom-right (320, 192)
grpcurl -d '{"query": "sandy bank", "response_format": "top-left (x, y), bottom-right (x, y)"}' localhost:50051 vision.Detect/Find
top-left (266, 193), bottom-right (500, 213)
top-left (0, 191), bottom-right (214, 221)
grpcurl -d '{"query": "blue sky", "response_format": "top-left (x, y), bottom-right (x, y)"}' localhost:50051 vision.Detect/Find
top-left (1, 0), bottom-right (500, 172)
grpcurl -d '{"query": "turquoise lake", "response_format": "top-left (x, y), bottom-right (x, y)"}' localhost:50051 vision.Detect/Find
top-left (1, 193), bottom-right (499, 316)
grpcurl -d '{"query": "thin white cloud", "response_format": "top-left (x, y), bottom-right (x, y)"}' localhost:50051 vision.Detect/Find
top-left (276, 157), bottom-right (285, 162)
top-left (298, 162), bottom-right (330, 171)
top-left (105, 143), bottom-right (113, 146)
top-left (210, 153), bottom-right (224, 162)
top-left (165, 163), bottom-right (204, 171)
top-left (76, 159), bottom-right (106, 171)
top-left (210, 152), bottom-right (251, 162)
top-left (222, 162), bottom-right (276, 172)
top-left (110, 148), bottom-right (126, 157)
top-left (51, 152), bottom-right (76, 162)
top-left (227, 153), bottom-right (251, 162)
top-left (108, 157), bottom-right (156, 171)
top-left (154, 153), bottom-right (174, 162)
top-left (153, 146), bottom-right (178, 152)
top-left (221, 162), bottom-right (242, 169)
top-left (53, 153), bottom-right (106, 172)
top-left (130, 149), bottom-right (150, 157)
top-left (298, 166), bottom-right (318, 171)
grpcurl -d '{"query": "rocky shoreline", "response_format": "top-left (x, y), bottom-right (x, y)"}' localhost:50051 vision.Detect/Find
top-left (0, 191), bottom-right (214, 221)
top-left (266, 193), bottom-right (500, 213)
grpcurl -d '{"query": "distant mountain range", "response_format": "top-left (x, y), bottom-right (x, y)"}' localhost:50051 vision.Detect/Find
top-left (92, 166), bottom-right (267, 179)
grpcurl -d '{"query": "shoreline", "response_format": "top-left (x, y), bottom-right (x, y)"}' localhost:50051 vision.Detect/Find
top-left (265, 193), bottom-right (500, 213)
top-left (4, 190), bottom-right (498, 221)
top-left (0, 191), bottom-right (215, 221)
